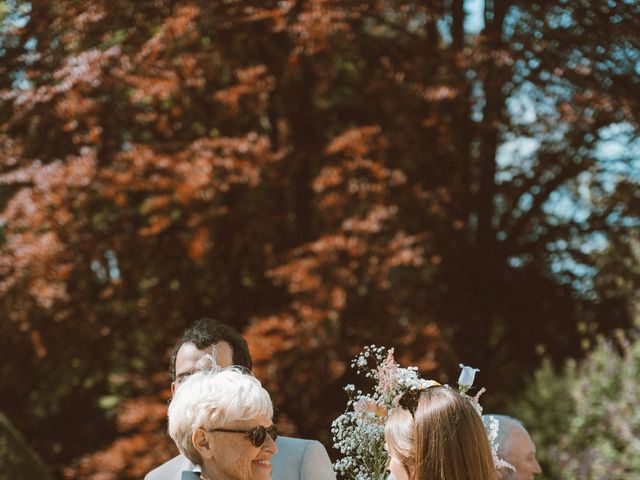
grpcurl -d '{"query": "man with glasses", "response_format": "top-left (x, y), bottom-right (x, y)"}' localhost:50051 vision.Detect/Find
top-left (145, 318), bottom-right (336, 480)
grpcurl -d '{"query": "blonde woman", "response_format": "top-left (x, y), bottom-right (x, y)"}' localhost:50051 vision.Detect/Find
top-left (385, 386), bottom-right (495, 480)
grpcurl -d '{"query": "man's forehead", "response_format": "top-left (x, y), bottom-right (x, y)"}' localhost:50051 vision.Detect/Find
top-left (512, 426), bottom-right (535, 452)
top-left (175, 340), bottom-right (233, 372)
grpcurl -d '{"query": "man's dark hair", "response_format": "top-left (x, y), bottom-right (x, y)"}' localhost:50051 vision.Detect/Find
top-left (169, 318), bottom-right (253, 380)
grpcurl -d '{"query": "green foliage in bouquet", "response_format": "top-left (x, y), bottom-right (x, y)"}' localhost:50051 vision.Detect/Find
top-left (511, 330), bottom-right (640, 479)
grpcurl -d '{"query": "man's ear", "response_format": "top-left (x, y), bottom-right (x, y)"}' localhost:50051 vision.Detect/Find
top-left (170, 381), bottom-right (176, 396)
top-left (192, 428), bottom-right (215, 460)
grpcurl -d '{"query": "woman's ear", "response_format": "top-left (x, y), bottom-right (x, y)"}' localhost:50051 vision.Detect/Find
top-left (192, 428), bottom-right (215, 460)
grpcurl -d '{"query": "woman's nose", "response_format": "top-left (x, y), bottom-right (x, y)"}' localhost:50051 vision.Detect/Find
top-left (263, 434), bottom-right (278, 454)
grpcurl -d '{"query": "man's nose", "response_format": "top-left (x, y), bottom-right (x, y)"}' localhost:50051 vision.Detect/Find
top-left (533, 458), bottom-right (542, 474)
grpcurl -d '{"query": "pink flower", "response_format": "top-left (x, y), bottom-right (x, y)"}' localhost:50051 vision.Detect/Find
top-left (377, 349), bottom-right (398, 395)
top-left (353, 398), bottom-right (388, 419)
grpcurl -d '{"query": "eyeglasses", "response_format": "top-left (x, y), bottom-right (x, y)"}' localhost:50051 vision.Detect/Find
top-left (210, 424), bottom-right (278, 447)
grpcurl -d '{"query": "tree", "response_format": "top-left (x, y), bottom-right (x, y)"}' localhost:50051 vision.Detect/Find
top-left (1, 0), bottom-right (293, 469)
top-left (511, 329), bottom-right (640, 479)
top-left (0, 1), bottom-right (638, 477)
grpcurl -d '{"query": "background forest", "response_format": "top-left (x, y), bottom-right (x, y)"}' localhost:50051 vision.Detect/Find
top-left (0, 0), bottom-right (639, 479)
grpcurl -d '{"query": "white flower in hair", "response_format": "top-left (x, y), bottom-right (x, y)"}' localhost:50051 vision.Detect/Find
top-left (458, 363), bottom-right (480, 394)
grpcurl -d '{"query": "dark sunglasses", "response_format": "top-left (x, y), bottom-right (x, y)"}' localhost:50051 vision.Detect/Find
top-left (210, 424), bottom-right (278, 447)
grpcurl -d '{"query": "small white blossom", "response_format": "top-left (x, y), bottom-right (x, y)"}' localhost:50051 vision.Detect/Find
top-left (458, 363), bottom-right (480, 393)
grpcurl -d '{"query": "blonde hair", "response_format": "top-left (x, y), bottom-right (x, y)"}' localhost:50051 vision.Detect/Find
top-left (167, 367), bottom-right (273, 465)
top-left (385, 407), bottom-right (416, 477)
top-left (387, 386), bottom-right (495, 480)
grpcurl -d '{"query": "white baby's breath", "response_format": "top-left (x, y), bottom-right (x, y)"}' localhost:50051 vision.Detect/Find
top-left (332, 346), bottom-right (426, 480)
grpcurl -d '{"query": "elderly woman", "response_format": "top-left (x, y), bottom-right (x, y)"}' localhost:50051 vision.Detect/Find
top-left (168, 366), bottom-right (278, 480)
top-left (385, 385), bottom-right (495, 480)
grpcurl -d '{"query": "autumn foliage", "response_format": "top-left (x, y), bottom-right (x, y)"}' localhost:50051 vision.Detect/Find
top-left (0, 0), bottom-right (638, 478)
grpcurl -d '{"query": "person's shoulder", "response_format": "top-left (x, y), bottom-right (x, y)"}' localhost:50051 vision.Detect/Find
top-left (144, 454), bottom-right (192, 480)
top-left (275, 436), bottom-right (336, 480)
top-left (276, 436), bottom-right (330, 456)
top-left (277, 436), bottom-right (323, 448)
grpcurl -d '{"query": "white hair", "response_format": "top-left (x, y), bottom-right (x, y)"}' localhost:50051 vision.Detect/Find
top-left (168, 367), bottom-right (273, 465)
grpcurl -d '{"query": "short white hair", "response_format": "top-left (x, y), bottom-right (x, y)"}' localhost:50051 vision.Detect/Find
top-left (168, 367), bottom-right (273, 465)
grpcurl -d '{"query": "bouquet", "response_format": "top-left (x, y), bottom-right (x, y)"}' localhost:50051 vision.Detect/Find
top-left (331, 345), bottom-right (437, 480)
top-left (331, 345), bottom-right (510, 480)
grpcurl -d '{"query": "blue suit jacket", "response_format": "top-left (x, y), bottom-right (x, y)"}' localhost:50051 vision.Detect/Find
top-left (144, 436), bottom-right (336, 480)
